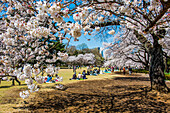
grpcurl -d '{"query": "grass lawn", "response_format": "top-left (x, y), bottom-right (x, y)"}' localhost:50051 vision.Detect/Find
top-left (0, 68), bottom-right (169, 112)
top-left (0, 67), bottom-right (153, 93)
top-left (0, 67), bottom-right (120, 103)
top-left (0, 67), bottom-right (119, 89)
top-left (0, 67), bottom-right (125, 112)
top-left (165, 73), bottom-right (170, 81)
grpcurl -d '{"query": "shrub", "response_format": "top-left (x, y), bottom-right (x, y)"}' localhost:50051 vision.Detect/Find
top-left (165, 73), bottom-right (170, 80)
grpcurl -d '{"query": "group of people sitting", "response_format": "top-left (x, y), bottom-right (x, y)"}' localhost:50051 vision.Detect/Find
top-left (45, 74), bottom-right (63, 83)
top-left (70, 68), bottom-right (103, 80)
top-left (70, 70), bottom-right (87, 80)
top-left (104, 68), bottom-right (112, 72)
top-left (89, 69), bottom-right (100, 76)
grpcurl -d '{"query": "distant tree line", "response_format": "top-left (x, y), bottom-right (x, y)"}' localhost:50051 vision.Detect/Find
top-left (67, 43), bottom-right (104, 66)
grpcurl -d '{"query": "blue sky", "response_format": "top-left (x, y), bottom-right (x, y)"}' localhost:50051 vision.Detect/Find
top-left (0, 1), bottom-right (116, 49)
top-left (62, 2), bottom-right (115, 49)
top-left (63, 32), bottom-right (115, 49)
top-left (67, 36), bottom-right (103, 49)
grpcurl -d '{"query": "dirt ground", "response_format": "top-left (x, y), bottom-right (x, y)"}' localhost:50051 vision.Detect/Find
top-left (10, 75), bottom-right (170, 113)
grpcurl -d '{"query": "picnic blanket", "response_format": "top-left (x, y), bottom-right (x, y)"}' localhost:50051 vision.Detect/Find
top-left (105, 71), bottom-right (111, 73)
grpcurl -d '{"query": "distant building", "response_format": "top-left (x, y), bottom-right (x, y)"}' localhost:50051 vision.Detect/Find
top-left (98, 47), bottom-right (105, 58)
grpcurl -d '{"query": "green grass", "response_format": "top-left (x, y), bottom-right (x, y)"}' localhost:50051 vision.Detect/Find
top-left (0, 68), bottom-right (167, 112)
top-left (132, 69), bottom-right (149, 74)
top-left (132, 69), bottom-right (170, 80)
top-left (165, 72), bottom-right (170, 80)
top-left (0, 67), bottom-right (115, 96)
top-left (0, 67), bottom-right (121, 105)
top-left (1, 68), bottom-right (168, 92)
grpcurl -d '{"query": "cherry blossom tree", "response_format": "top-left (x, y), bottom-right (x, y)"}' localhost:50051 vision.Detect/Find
top-left (69, 0), bottom-right (170, 91)
top-left (0, 0), bottom-right (169, 95)
top-left (0, 0), bottom-right (69, 98)
top-left (103, 58), bottom-right (144, 69)
top-left (103, 29), bottom-right (150, 70)
top-left (66, 53), bottom-right (96, 66)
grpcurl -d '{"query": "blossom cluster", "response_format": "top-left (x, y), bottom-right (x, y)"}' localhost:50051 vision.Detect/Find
top-left (103, 28), bottom-right (149, 68)
top-left (0, 0), bottom-right (169, 98)
top-left (67, 53), bottom-right (96, 65)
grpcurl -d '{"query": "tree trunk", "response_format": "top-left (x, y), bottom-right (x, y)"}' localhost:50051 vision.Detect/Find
top-left (164, 57), bottom-right (170, 73)
top-left (0, 77), bottom-right (1, 84)
top-left (149, 35), bottom-right (169, 92)
top-left (15, 76), bottom-right (21, 85)
top-left (12, 77), bottom-right (21, 86)
top-left (145, 65), bottom-right (149, 71)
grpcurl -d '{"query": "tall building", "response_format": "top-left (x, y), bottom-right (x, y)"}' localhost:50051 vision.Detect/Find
top-left (99, 47), bottom-right (104, 58)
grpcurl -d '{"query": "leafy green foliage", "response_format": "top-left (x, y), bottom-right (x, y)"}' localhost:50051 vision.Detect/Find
top-left (76, 43), bottom-right (88, 50)
top-left (47, 40), bottom-right (66, 66)
top-left (48, 41), bottom-right (66, 55)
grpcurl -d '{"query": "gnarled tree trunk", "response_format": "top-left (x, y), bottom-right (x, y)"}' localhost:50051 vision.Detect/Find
top-left (134, 30), bottom-right (169, 92)
top-left (149, 35), bottom-right (169, 92)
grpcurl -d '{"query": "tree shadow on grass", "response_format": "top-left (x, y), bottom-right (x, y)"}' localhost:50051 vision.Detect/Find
top-left (113, 76), bottom-right (150, 81)
top-left (0, 86), bottom-right (12, 88)
top-left (114, 71), bottom-right (145, 76)
top-left (0, 84), bottom-right (27, 89)
top-left (15, 80), bottom-right (169, 113)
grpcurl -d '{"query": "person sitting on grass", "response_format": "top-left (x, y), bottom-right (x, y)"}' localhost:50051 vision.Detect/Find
top-left (55, 74), bottom-right (60, 82)
top-left (77, 72), bottom-right (83, 80)
top-left (97, 69), bottom-right (100, 74)
top-left (91, 69), bottom-right (95, 76)
top-left (93, 71), bottom-right (98, 76)
top-left (90, 70), bottom-right (93, 75)
top-left (70, 72), bottom-right (77, 80)
top-left (104, 68), bottom-right (108, 72)
top-left (108, 68), bottom-right (111, 71)
top-left (44, 76), bottom-right (47, 83)
top-left (46, 74), bottom-right (52, 82)
top-left (82, 70), bottom-right (87, 79)
top-left (86, 71), bottom-right (90, 75)
top-left (100, 70), bottom-right (104, 74)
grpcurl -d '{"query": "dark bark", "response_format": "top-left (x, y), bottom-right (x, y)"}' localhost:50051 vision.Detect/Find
top-left (12, 76), bottom-right (21, 86)
top-left (145, 66), bottom-right (149, 71)
top-left (15, 76), bottom-right (21, 85)
top-left (12, 78), bottom-right (15, 86)
top-left (89, 21), bottom-right (120, 29)
top-left (149, 35), bottom-right (169, 92)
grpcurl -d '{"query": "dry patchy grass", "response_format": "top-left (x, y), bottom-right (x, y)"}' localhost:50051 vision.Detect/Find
top-left (0, 68), bottom-right (169, 113)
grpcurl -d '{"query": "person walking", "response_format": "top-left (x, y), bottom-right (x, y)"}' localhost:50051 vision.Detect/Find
top-left (111, 66), bottom-right (114, 72)
top-left (128, 66), bottom-right (132, 75)
top-left (123, 67), bottom-right (126, 75)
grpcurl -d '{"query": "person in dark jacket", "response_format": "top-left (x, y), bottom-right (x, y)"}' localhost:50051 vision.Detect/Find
top-left (70, 72), bottom-right (77, 80)
top-left (82, 70), bottom-right (87, 79)
top-left (128, 66), bottom-right (132, 75)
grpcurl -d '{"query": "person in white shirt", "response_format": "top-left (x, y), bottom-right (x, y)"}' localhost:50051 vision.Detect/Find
top-left (77, 72), bottom-right (83, 79)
